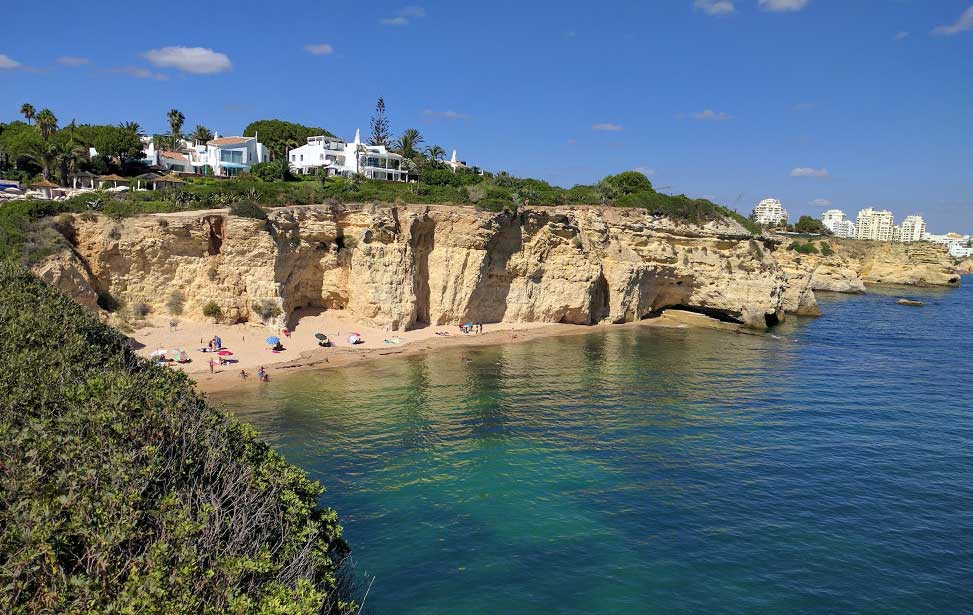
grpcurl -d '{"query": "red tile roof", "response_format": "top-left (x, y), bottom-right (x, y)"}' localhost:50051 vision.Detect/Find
top-left (160, 150), bottom-right (187, 160)
top-left (207, 137), bottom-right (251, 146)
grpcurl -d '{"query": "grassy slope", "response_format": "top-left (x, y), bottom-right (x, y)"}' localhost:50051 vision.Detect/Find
top-left (0, 263), bottom-right (355, 614)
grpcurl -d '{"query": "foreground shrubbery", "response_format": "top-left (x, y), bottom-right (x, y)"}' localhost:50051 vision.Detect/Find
top-left (0, 263), bottom-right (355, 614)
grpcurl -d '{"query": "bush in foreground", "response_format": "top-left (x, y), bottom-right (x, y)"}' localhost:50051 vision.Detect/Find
top-left (0, 263), bottom-right (355, 614)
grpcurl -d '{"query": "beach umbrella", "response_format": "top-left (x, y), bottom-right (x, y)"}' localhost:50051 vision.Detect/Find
top-left (266, 336), bottom-right (280, 345)
top-left (217, 349), bottom-right (233, 356)
top-left (347, 333), bottom-right (361, 345)
top-left (314, 332), bottom-right (327, 340)
top-left (150, 348), bottom-right (167, 357)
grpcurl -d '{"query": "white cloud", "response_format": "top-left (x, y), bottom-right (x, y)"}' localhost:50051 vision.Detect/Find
top-left (143, 46), bottom-right (231, 74)
top-left (634, 166), bottom-right (657, 176)
top-left (758, 0), bottom-right (809, 12)
top-left (810, 198), bottom-right (832, 206)
top-left (422, 109), bottom-right (470, 121)
top-left (791, 167), bottom-right (830, 178)
top-left (932, 6), bottom-right (973, 36)
top-left (695, 0), bottom-right (736, 16)
top-left (0, 54), bottom-right (21, 69)
top-left (894, 31), bottom-right (910, 41)
top-left (110, 66), bottom-right (169, 81)
top-left (304, 43), bottom-right (334, 55)
top-left (381, 6), bottom-right (426, 26)
top-left (592, 123), bottom-right (623, 131)
top-left (685, 109), bottom-right (734, 121)
top-left (57, 56), bottom-right (89, 67)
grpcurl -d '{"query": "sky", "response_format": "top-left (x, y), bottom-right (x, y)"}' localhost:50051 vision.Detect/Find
top-left (1, 0), bottom-right (971, 231)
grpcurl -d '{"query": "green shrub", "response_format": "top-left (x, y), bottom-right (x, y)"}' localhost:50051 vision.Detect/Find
top-left (229, 200), bottom-right (268, 220)
top-left (131, 301), bottom-right (151, 319)
top-left (202, 300), bottom-right (223, 321)
top-left (788, 241), bottom-right (820, 255)
top-left (819, 241), bottom-right (834, 256)
top-left (166, 290), bottom-right (185, 316)
top-left (0, 263), bottom-right (354, 613)
top-left (251, 298), bottom-right (283, 322)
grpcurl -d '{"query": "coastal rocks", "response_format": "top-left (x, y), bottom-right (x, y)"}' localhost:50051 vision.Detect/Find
top-left (771, 238), bottom-right (958, 296)
top-left (955, 258), bottom-right (973, 275)
top-left (896, 299), bottom-right (924, 307)
top-left (32, 204), bottom-right (789, 331)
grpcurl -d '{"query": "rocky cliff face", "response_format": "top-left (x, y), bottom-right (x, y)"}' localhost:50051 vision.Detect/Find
top-left (772, 238), bottom-right (959, 312)
top-left (31, 204), bottom-right (788, 330)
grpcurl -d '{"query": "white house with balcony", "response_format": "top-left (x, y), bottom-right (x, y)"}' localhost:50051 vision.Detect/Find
top-left (193, 136), bottom-right (269, 177)
top-left (288, 129), bottom-right (411, 182)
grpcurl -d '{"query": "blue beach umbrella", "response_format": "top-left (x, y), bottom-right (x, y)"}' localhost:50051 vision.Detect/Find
top-left (266, 336), bottom-right (280, 345)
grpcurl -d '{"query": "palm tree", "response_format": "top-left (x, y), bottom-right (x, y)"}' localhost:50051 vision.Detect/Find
top-left (55, 139), bottom-right (88, 186)
top-left (20, 103), bottom-right (35, 125)
top-left (35, 109), bottom-right (58, 142)
top-left (27, 140), bottom-right (59, 181)
top-left (119, 121), bottom-right (145, 137)
top-left (393, 128), bottom-right (424, 160)
top-left (189, 124), bottom-right (214, 145)
top-left (424, 144), bottom-right (446, 162)
top-left (167, 109), bottom-right (185, 149)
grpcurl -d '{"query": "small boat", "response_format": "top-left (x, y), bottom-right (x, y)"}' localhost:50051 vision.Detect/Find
top-left (896, 298), bottom-right (924, 307)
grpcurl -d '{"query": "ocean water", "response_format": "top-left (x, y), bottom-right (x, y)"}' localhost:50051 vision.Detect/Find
top-left (219, 282), bottom-right (973, 614)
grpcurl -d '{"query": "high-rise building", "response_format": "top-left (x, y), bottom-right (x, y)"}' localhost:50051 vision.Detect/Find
top-left (855, 208), bottom-right (895, 241)
top-left (899, 215), bottom-right (926, 242)
top-left (752, 198), bottom-right (788, 227)
top-left (821, 209), bottom-right (856, 238)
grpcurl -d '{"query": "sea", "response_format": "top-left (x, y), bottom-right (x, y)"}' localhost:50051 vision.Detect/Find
top-left (218, 281), bottom-right (973, 614)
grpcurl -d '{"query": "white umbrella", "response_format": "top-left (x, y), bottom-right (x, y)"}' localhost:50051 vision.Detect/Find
top-left (150, 348), bottom-right (167, 357)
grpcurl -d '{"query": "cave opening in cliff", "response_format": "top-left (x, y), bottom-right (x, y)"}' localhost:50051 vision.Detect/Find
top-left (589, 273), bottom-right (610, 324)
top-left (655, 305), bottom-right (744, 325)
top-left (206, 218), bottom-right (224, 256)
top-left (764, 312), bottom-right (781, 328)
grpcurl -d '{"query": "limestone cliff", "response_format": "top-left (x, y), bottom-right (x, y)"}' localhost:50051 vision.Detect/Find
top-left (772, 237), bottom-right (959, 313)
top-left (955, 258), bottom-right (973, 275)
top-left (31, 204), bottom-right (788, 330)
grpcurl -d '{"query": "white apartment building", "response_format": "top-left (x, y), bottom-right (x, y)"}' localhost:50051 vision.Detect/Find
top-left (288, 129), bottom-right (410, 182)
top-left (821, 209), bottom-right (856, 238)
top-left (855, 208), bottom-right (895, 241)
top-left (444, 150), bottom-right (467, 172)
top-left (899, 215), bottom-right (926, 242)
top-left (752, 198), bottom-right (788, 227)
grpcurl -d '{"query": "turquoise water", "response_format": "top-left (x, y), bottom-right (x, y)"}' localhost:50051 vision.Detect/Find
top-left (220, 282), bottom-right (973, 614)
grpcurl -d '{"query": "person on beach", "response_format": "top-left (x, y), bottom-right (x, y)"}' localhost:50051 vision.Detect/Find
top-left (208, 358), bottom-right (215, 373)
top-left (240, 369), bottom-right (248, 379)
top-left (257, 366), bottom-right (268, 382)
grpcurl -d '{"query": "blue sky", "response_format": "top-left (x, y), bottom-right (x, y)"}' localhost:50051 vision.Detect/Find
top-left (2, 0), bottom-right (971, 230)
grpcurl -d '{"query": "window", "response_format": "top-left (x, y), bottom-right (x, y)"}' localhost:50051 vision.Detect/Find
top-left (220, 149), bottom-right (244, 164)
top-left (300, 155), bottom-right (304, 161)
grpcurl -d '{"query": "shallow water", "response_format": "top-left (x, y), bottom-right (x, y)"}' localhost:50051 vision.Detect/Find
top-left (220, 282), bottom-right (973, 614)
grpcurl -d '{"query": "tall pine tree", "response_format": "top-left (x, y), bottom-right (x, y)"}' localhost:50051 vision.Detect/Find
top-left (369, 97), bottom-right (390, 146)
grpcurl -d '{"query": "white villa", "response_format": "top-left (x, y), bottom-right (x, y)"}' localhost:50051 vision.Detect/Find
top-left (444, 150), bottom-right (467, 172)
top-left (821, 209), bottom-right (856, 238)
top-left (289, 129), bottom-right (411, 181)
top-left (141, 134), bottom-right (268, 176)
top-left (752, 198), bottom-right (788, 227)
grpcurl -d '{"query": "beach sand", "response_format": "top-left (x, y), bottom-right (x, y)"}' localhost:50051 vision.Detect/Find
top-left (130, 308), bottom-right (706, 394)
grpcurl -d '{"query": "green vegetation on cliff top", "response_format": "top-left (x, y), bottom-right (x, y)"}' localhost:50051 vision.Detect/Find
top-left (0, 263), bottom-right (356, 614)
top-left (0, 170), bottom-right (758, 264)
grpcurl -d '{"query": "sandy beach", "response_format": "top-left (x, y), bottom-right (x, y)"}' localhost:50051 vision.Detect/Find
top-left (130, 308), bottom-right (707, 394)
